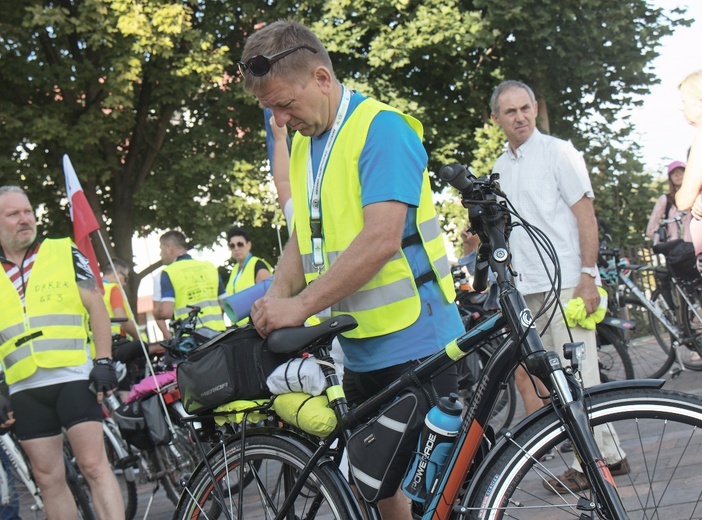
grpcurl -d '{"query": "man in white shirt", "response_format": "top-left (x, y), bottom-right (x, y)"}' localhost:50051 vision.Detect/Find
top-left (490, 80), bottom-right (629, 493)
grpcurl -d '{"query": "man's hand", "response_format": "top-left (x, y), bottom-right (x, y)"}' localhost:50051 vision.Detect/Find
top-left (251, 296), bottom-right (308, 338)
top-left (574, 276), bottom-right (600, 315)
top-left (0, 394), bottom-right (14, 434)
top-left (89, 358), bottom-right (118, 404)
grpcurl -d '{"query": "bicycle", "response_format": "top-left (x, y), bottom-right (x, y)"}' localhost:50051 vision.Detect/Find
top-left (0, 429), bottom-right (95, 519)
top-left (599, 227), bottom-right (702, 378)
top-left (107, 307), bottom-right (218, 509)
top-left (174, 166), bottom-right (702, 519)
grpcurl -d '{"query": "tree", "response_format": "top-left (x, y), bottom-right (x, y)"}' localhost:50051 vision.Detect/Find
top-left (0, 0), bottom-right (688, 299)
top-left (0, 0), bottom-right (287, 299)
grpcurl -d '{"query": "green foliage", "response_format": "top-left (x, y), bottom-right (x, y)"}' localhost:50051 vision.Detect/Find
top-left (0, 0), bottom-right (690, 292)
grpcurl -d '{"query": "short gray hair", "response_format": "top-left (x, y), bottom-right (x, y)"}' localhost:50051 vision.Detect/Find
top-left (490, 80), bottom-right (536, 116)
top-left (0, 186), bottom-right (27, 198)
top-left (240, 20), bottom-right (333, 95)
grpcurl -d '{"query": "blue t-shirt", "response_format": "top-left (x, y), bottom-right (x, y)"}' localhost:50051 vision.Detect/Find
top-left (308, 91), bottom-right (464, 372)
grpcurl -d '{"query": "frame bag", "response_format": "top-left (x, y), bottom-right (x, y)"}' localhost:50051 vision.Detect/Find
top-left (347, 388), bottom-right (429, 502)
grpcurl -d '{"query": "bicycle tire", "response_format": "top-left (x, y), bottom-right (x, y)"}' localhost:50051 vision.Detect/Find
top-left (154, 426), bottom-right (202, 505)
top-left (678, 288), bottom-right (702, 370)
top-left (463, 386), bottom-right (702, 519)
top-left (595, 325), bottom-right (634, 381)
top-left (103, 422), bottom-right (138, 520)
top-left (620, 296), bottom-right (675, 378)
top-left (0, 437), bottom-right (43, 519)
top-left (64, 454), bottom-right (97, 520)
top-left (175, 432), bottom-right (359, 520)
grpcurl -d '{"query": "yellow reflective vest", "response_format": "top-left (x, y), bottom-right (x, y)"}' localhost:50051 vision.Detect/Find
top-left (290, 97), bottom-right (455, 338)
top-left (163, 258), bottom-right (225, 331)
top-left (226, 255), bottom-right (273, 294)
top-left (0, 239), bottom-right (89, 385)
top-left (103, 281), bottom-right (132, 336)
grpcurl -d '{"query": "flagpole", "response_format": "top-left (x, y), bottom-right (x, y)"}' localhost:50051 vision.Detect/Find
top-left (63, 154), bottom-right (170, 421)
top-left (95, 231), bottom-right (173, 427)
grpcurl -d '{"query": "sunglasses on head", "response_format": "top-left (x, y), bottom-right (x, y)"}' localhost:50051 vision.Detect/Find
top-left (229, 241), bottom-right (246, 249)
top-left (237, 45), bottom-right (318, 77)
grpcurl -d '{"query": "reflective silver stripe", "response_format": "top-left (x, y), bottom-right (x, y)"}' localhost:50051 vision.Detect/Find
top-left (3, 346), bottom-right (30, 369)
top-left (2, 338), bottom-right (84, 369)
top-left (334, 277), bottom-right (415, 313)
top-left (418, 216), bottom-right (442, 242)
top-left (0, 323), bottom-right (25, 344)
top-left (198, 314), bottom-right (222, 325)
top-left (301, 253), bottom-right (316, 274)
top-left (33, 338), bottom-right (86, 352)
top-left (349, 465), bottom-right (381, 491)
top-left (176, 300), bottom-right (220, 317)
top-left (377, 415), bottom-right (408, 433)
top-left (432, 254), bottom-right (451, 280)
top-left (29, 314), bottom-right (83, 328)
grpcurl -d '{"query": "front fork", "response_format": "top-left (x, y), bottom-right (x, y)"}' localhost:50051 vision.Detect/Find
top-left (529, 349), bottom-right (628, 518)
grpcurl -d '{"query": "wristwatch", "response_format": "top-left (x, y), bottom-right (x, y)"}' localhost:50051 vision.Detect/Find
top-left (581, 266), bottom-right (598, 278)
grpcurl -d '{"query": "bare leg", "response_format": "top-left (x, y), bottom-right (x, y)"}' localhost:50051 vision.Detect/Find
top-left (514, 364), bottom-right (549, 415)
top-left (377, 487), bottom-right (412, 520)
top-left (21, 434), bottom-right (78, 520)
top-left (66, 421), bottom-right (125, 520)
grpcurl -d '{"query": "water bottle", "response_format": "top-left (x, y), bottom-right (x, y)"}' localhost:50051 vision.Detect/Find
top-left (402, 393), bottom-right (463, 503)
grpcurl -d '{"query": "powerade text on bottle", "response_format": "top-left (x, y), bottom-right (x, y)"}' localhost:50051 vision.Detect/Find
top-left (402, 393), bottom-right (463, 503)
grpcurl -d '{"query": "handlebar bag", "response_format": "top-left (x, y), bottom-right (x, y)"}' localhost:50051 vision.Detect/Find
top-left (347, 388), bottom-right (429, 502)
top-left (176, 325), bottom-right (291, 415)
top-left (654, 239), bottom-right (698, 282)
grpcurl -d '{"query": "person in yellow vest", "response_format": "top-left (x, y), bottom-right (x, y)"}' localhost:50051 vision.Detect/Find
top-left (0, 186), bottom-right (124, 520)
top-left (102, 258), bottom-right (140, 341)
top-left (240, 21), bottom-right (464, 519)
top-left (154, 230), bottom-right (226, 332)
top-left (102, 258), bottom-right (163, 395)
top-left (225, 227), bottom-right (272, 326)
top-left (225, 226), bottom-right (273, 294)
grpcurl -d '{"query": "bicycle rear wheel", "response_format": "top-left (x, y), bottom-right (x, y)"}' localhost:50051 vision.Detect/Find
top-left (175, 432), bottom-right (358, 520)
top-left (595, 325), bottom-right (634, 381)
top-left (103, 421), bottom-right (138, 520)
top-left (678, 286), bottom-right (702, 370)
top-left (464, 386), bottom-right (702, 519)
top-left (620, 297), bottom-right (675, 378)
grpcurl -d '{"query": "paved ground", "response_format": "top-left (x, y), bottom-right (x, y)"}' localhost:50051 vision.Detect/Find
top-left (131, 355), bottom-right (702, 519)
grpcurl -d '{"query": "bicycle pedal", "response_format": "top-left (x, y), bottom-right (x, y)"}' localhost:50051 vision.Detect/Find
top-left (670, 368), bottom-right (682, 379)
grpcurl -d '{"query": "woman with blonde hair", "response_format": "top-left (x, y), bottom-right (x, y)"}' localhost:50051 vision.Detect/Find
top-left (675, 70), bottom-right (702, 268)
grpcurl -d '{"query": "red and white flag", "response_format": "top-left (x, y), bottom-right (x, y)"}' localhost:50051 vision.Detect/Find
top-left (63, 154), bottom-right (103, 291)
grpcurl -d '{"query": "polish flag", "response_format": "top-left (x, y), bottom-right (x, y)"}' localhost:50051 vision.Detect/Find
top-left (63, 154), bottom-right (103, 291)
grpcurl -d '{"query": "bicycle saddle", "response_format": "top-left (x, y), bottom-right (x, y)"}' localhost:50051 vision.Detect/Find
top-left (267, 314), bottom-right (358, 355)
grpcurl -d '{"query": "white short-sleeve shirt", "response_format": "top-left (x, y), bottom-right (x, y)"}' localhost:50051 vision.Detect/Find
top-left (493, 129), bottom-right (594, 295)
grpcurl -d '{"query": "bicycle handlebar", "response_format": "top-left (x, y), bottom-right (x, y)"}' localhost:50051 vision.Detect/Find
top-left (440, 164), bottom-right (511, 292)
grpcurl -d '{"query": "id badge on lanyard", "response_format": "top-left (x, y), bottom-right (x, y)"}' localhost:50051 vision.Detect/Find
top-left (307, 86), bottom-right (352, 319)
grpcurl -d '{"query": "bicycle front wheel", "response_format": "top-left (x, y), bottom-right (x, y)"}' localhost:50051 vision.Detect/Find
top-left (175, 432), bottom-right (358, 520)
top-left (464, 386), bottom-right (702, 519)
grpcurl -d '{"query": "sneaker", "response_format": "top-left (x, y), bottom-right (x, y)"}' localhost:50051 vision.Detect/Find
top-left (543, 458), bottom-right (630, 494)
top-left (560, 440), bottom-right (573, 452)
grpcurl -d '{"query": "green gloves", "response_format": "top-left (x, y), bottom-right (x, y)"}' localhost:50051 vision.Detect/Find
top-left (564, 287), bottom-right (608, 330)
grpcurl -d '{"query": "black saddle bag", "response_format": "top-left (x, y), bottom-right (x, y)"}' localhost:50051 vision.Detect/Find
top-left (176, 325), bottom-right (291, 415)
